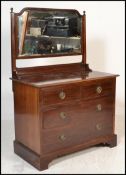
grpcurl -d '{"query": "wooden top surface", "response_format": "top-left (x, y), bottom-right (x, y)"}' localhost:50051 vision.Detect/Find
top-left (11, 69), bottom-right (118, 88)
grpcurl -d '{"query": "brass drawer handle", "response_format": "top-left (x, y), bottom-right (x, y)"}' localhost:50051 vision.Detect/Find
top-left (59, 91), bottom-right (66, 100)
top-left (97, 104), bottom-right (102, 111)
top-left (96, 123), bottom-right (102, 130)
top-left (59, 134), bottom-right (66, 141)
top-left (60, 112), bottom-right (67, 119)
top-left (96, 86), bottom-right (102, 94)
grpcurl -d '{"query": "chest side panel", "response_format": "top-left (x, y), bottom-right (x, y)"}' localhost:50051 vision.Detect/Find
top-left (13, 81), bottom-right (40, 154)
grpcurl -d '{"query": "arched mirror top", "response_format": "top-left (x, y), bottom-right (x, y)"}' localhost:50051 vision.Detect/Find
top-left (15, 7), bottom-right (82, 17)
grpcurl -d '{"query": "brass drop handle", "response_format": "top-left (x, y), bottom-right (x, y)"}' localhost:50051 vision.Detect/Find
top-left (59, 134), bottom-right (66, 141)
top-left (59, 91), bottom-right (66, 100)
top-left (96, 123), bottom-right (102, 130)
top-left (97, 104), bottom-right (102, 111)
top-left (60, 112), bottom-right (67, 119)
top-left (96, 86), bottom-right (102, 94)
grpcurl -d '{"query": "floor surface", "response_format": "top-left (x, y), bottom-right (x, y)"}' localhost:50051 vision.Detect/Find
top-left (1, 104), bottom-right (125, 174)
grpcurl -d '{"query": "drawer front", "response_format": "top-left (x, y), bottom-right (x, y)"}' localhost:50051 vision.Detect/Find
top-left (40, 84), bottom-right (80, 106)
top-left (42, 96), bottom-right (114, 153)
top-left (43, 103), bottom-right (81, 129)
top-left (81, 78), bottom-right (115, 100)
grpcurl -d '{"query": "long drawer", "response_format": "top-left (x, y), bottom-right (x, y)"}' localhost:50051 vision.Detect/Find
top-left (41, 96), bottom-right (114, 153)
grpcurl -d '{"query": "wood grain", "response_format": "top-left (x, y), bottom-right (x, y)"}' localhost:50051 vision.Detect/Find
top-left (40, 84), bottom-right (81, 106)
top-left (41, 96), bottom-right (114, 153)
top-left (42, 96), bottom-right (114, 129)
top-left (13, 81), bottom-right (41, 154)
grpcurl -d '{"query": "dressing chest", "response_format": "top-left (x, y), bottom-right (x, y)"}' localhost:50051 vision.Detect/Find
top-left (10, 7), bottom-right (118, 170)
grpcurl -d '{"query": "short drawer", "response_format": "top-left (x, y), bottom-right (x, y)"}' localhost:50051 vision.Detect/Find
top-left (81, 78), bottom-right (115, 100)
top-left (42, 96), bottom-right (114, 153)
top-left (40, 84), bottom-right (80, 106)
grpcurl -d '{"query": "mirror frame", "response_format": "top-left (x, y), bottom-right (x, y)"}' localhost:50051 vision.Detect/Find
top-left (10, 7), bottom-right (87, 77)
top-left (13, 7), bottom-right (84, 59)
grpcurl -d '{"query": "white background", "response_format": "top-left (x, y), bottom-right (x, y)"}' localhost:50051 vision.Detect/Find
top-left (1, 1), bottom-right (125, 174)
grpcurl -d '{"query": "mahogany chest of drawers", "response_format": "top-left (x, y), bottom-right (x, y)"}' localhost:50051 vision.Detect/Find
top-left (10, 7), bottom-right (118, 170)
top-left (12, 66), bottom-right (118, 170)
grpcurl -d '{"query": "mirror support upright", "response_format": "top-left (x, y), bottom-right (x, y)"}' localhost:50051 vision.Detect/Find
top-left (81, 11), bottom-right (92, 72)
top-left (10, 8), bottom-right (17, 79)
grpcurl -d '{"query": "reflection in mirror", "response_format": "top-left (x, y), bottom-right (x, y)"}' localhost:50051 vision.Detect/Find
top-left (18, 10), bottom-right (82, 56)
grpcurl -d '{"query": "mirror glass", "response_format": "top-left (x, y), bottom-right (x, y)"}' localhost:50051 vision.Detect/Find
top-left (18, 9), bottom-right (82, 57)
